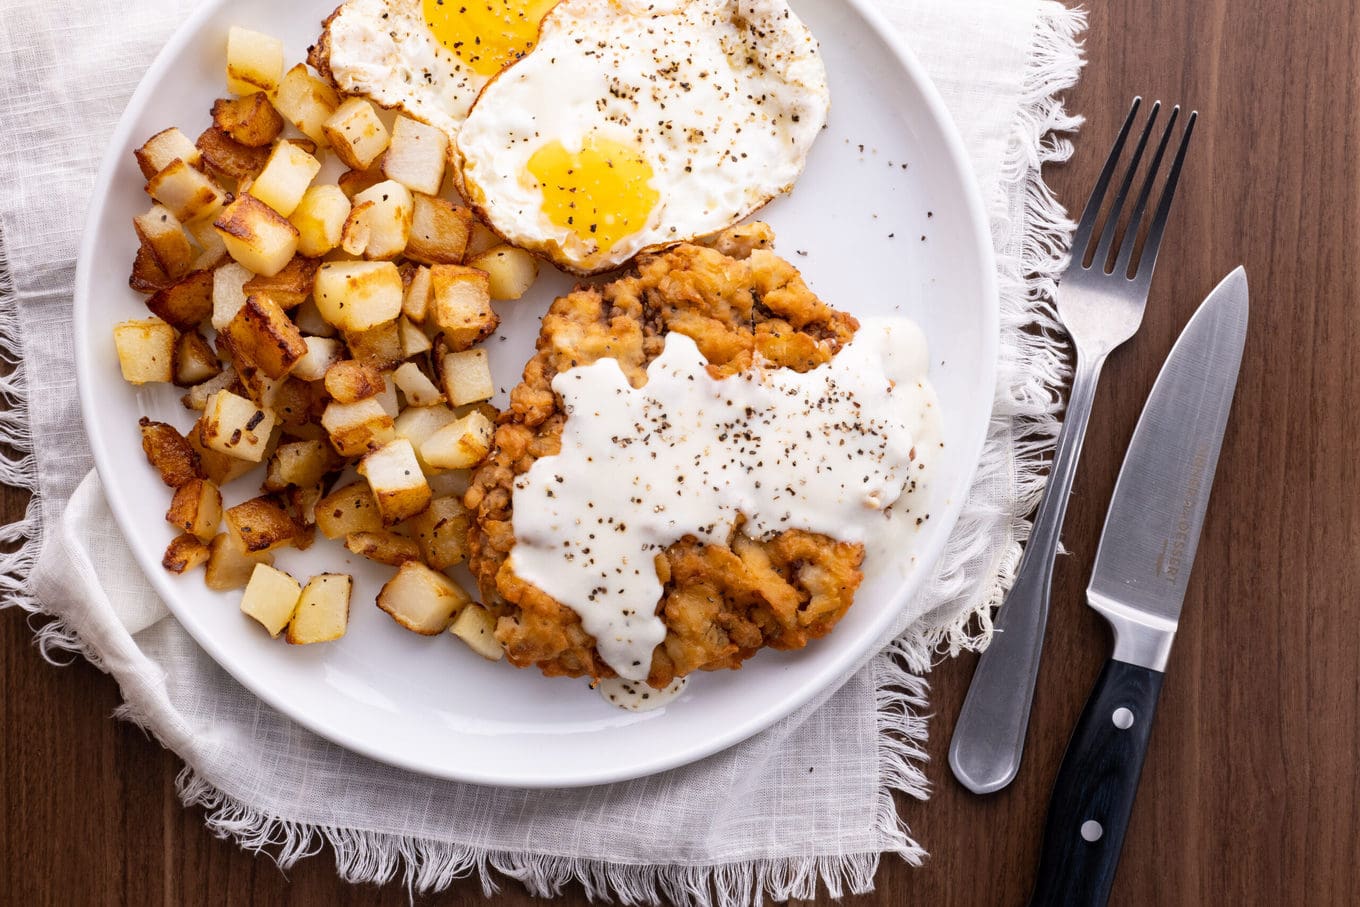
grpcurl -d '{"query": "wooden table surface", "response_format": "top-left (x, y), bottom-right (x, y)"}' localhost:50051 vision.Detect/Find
top-left (4, 1), bottom-right (1357, 904)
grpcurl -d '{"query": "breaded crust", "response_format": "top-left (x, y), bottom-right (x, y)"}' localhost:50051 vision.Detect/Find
top-left (465, 223), bottom-right (867, 689)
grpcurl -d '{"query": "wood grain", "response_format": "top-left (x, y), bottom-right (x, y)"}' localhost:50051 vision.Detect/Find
top-left (4, 0), bottom-right (1359, 903)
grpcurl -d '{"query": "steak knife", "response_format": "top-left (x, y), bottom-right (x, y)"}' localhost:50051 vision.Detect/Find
top-left (1029, 267), bottom-right (1249, 907)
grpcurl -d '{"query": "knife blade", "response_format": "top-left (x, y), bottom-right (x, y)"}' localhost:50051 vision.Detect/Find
top-left (1029, 266), bottom-right (1249, 907)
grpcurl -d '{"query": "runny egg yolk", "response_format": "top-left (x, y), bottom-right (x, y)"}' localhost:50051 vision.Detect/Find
top-left (422, 0), bottom-right (557, 76)
top-left (527, 137), bottom-right (660, 253)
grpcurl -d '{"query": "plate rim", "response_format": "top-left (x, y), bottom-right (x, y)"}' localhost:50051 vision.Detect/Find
top-left (73, 0), bottom-right (999, 787)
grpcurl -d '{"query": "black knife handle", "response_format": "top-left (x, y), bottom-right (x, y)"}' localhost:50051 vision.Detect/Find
top-left (1029, 659), bottom-right (1164, 907)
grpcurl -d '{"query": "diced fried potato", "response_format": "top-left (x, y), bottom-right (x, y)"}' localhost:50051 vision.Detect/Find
top-left (214, 195), bottom-right (300, 277)
top-left (212, 261), bottom-right (254, 329)
top-left (130, 243), bottom-right (174, 294)
top-left (337, 166), bottom-right (385, 200)
top-left (211, 92), bottom-right (284, 147)
top-left (465, 221), bottom-right (502, 258)
top-left (242, 255), bottom-right (319, 310)
top-left (226, 27), bottom-right (284, 96)
top-left (324, 359), bottom-right (385, 403)
top-left (202, 389), bottom-right (277, 462)
top-left (289, 185), bottom-right (351, 257)
top-left (344, 181), bottom-right (413, 260)
top-left (402, 265), bottom-right (432, 322)
top-left (429, 265), bottom-right (497, 349)
top-left (321, 397), bottom-right (395, 456)
top-left (138, 417), bottom-right (201, 487)
top-left (293, 297), bottom-right (336, 338)
top-left (188, 414), bottom-right (258, 484)
top-left (419, 410), bottom-right (493, 470)
top-left (229, 357), bottom-right (285, 409)
top-left (162, 533), bottom-right (211, 575)
top-left (204, 531), bottom-right (273, 590)
top-left (313, 260), bottom-right (402, 331)
top-left (392, 361), bottom-right (443, 406)
top-left (266, 438), bottom-right (339, 490)
top-left (269, 377), bottom-right (325, 437)
top-left (344, 530), bottom-right (421, 566)
top-left (182, 367), bottom-right (238, 412)
top-left (323, 97), bottom-right (390, 171)
top-left (146, 268), bottom-right (213, 329)
top-left (239, 564), bottom-right (300, 636)
top-left (147, 159), bottom-right (227, 224)
top-left (135, 127), bottom-right (201, 179)
top-left (220, 294), bottom-right (307, 379)
top-left (285, 481), bottom-right (324, 527)
top-left (468, 245), bottom-right (538, 301)
top-left (166, 477), bottom-right (223, 541)
top-left (291, 335), bottom-right (343, 381)
top-left (393, 403), bottom-right (457, 445)
top-left (314, 481), bottom-right (383, 539)
top-left (196, 126), bottom-right (270, 184)
top-left (405, 195), bottom-right (470, 266)
top-left (250, 142), bottom-right (321, 217)
top-left (285, 574), bottom-right (351, 644)
top-left (225, 495), bottom-right (303, 554)
top-left (407, 494), bottom-right (470, 570)
top-left (174, 331), bottom-right (222, 387)
top-left (449, 604), bottom-right (503, 660)
top-left (374, 379), bottom-right (400, 419)
top-left (115, 319), bottom-right (178, 385)
top-left (358, 438), bottom-right (431, 524)
top-left (375, 561), bottom-right (471, 635)
top-left (133, 205), bottom-right (194, 281)
top-left (343, 320), bottom-right (404, 370)
top-left (440, 348), bottom-right (495, 407)
top-left (381, 115), bottom-right (448, 196)
top-left (187, 217), bottom-right (230, 271)
top-left (273, 64), bottom-right (339, 146)
top-left (398, 316), bottom-right (432, 359)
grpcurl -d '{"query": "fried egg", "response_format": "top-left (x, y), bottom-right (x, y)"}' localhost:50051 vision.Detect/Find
top-left (316, 0), bottom-right (557, 142)
top-left (455, 0), bottom-right (830, 274)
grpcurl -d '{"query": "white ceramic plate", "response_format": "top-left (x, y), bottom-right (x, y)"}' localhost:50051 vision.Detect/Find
top-left (74, 0), bottom-right (997, 787)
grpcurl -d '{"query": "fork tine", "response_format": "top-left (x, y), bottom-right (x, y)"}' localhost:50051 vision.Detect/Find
top-left (1090, 101), bottom-right (1161, 271)
top-left (1131, 110), bottom-right (1198, 290)
top-left (1114, 106), bottom-right (1180, 278)
top-left (1070, 97), bottom-right (1142, 266)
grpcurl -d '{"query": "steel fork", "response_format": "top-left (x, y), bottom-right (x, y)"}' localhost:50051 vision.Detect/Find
top-left (949, 98), bottom-right (1198, 795)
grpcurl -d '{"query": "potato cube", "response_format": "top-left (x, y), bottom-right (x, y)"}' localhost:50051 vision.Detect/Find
top-left (130, 243), bottom-right (174, 294)
top-left (324, 359), bottom-right (385, 403)
top-left (468, 245), bottom-right (538, 301)
top-left (188, 414), bottom-right (258, 485)
top-left (407, 495), bottom-right (470, 570)
top-left (182, 367), bottom-right (237, 411)
top-left (212, 262), bottom-right (254, 330)
top-left (146, 268), bottom-right (213, 330)
top-left (239, 564), bottom-right (300, 636)
top-left (402, 265), bottom-right (432, 323)
top-left (405, 195), bottom-right (471, 266)
top-left (323, 97), bottom-right (390, 171)
top-left (250, 142), bottom-right (321, 217)
top-left (344, 321), bottom-right (405, 370)
top-left (374, 380), bottom-right (400, 419)
top-left (465, 221), bottom-right (502, 258)
top-left (293, 297), bottom-right (336, 338)
top-left (426, 469), bottom-right (470, 499)
top-left (162, 533), bottom-right (211, 575)
top-left (174, 331), bottom-right (222, 386)
top-left (204, 531), bottom-right (273, 591)
top-left (267, 438), bottom-right (339, 490)
top-left (226, 27), bottom-right (284, 96)
top-left (393, 404), bottom-right (458, 470)
top-left (337, 166), bottom-right (385, 200)
top-left (291, 336), bottom-right (344, 382)
top-left (289, 185), bottom-right (351, 257)
top-left (285, 574), bottom-right (352, 644)
top-left (138, 417), bottom-right (201, 486)
top-left (344, 530), bottom-right (421, 566)
top-left (381, 115), bottom-right (448, 195)
top-left (273, 64), bottom-right (339, 146)
top-left (214, 195), bottom-right (300, 277)
top-left (166, 477), bottom-right (223, 541)
top-left (344, 181), bottom-right (413, 260)
top-left (398, 317), bottom-right (432, 359)
top-left (147, 159), bottom-right (227, 224)
top-left (449, 604), bottom-right (503, 661)
top-left (196, 126), bottom-right (271, 184)
top-left (419, 411), bottom-right (493, 470)
top-left (187, 218), bottom-right (230, 271)
top-left (133, 205), bottom-right (194, 281)
top-left (392, 361), bottom-right (443, 406)
top-left (375, 561), bottom-right (470, 635)
top-left (321, 397), bottom-right (395, 456)
top-left (429, 265), bottom-right (497, 348)
top-left (211, 92), bottom-right (284, 147)
top-left (358, 439), bottom-right (431, 524)
top-left (440, 348), bottom-right (495, 406)
top-left (314, 482), bottom-right (383, 539)
top-left (220, 294), bottom-right (307, 380)
top-left (135, 127), bottom-right (201, 179)
top-left (225, 495), bottom-right (303, 554)
top-left (243, 255), bottom-right (319, 310)
top-left (115, 320), bottom-right (178, 385)
top-left (313, 260), bottom-right (402, 331)
top-left (202, 390), bottom-right (277, 462)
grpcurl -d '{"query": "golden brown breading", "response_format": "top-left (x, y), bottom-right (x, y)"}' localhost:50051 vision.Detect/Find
top-left (466, 224), bottom-right (865, 688)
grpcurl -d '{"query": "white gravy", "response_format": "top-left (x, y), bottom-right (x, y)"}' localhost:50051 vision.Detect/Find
top-left (509, 316), bottom-right (940, 683)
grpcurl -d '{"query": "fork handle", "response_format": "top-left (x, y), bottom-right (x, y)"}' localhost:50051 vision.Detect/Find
top-left (948, 352), bottom-right (1106, 795)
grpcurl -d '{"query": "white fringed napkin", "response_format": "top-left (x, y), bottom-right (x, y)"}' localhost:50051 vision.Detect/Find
top-left (0, 0), bottom-right (1082, 902)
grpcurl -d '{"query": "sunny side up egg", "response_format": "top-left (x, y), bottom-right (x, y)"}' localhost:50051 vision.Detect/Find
top-left (455, 0), bottom-right (831, 274)
top-left (318, 0), bottom-right (558, 142)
